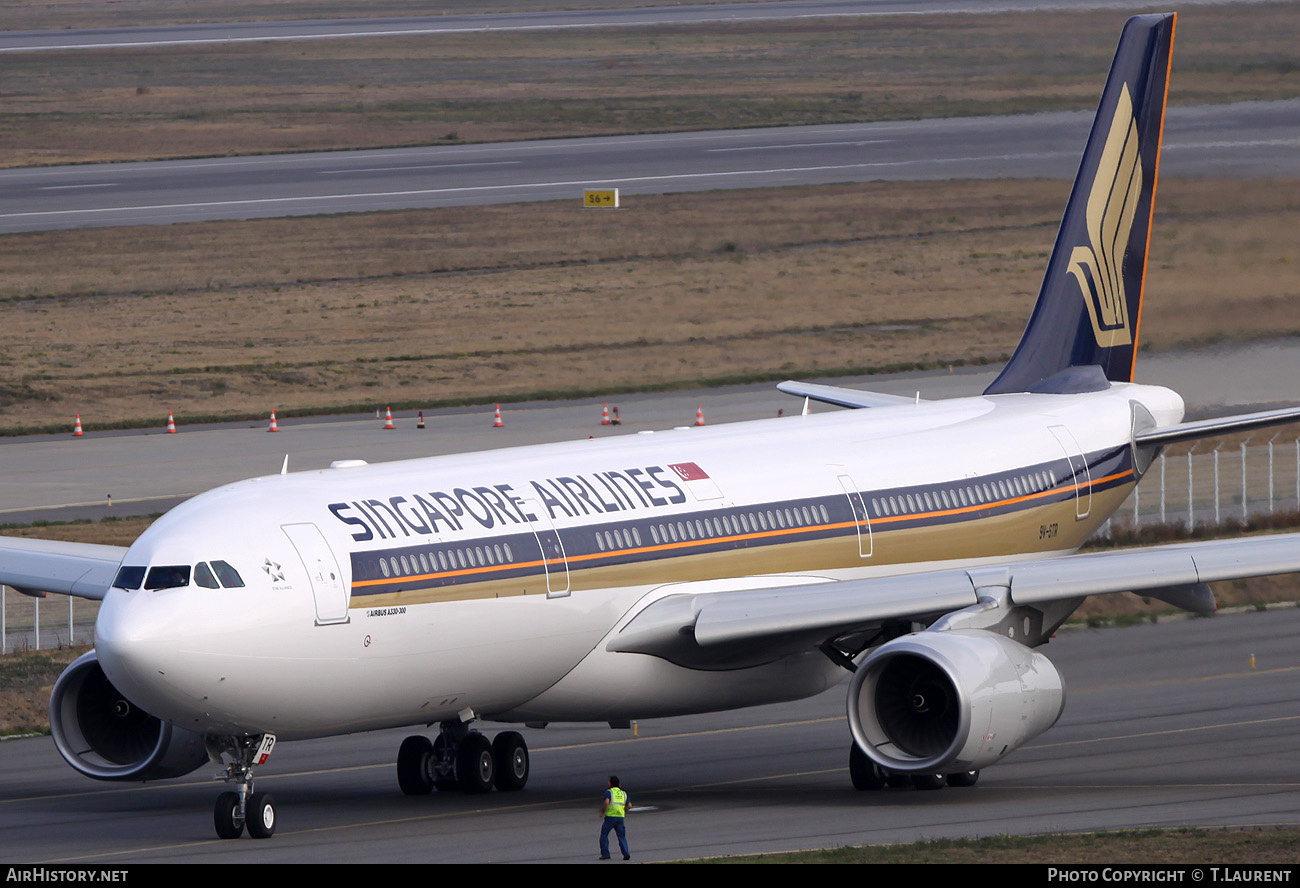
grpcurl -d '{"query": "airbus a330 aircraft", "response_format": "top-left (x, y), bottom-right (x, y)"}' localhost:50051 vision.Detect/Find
top-left (3, 12), bottom-right (1299, 841)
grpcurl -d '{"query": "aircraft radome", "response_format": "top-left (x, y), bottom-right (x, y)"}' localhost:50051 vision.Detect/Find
top-left (3, 12), bottom-right (1299, 840)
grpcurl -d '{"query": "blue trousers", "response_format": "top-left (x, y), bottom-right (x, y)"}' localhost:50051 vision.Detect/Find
top-left (600, 816), bottom-right (629, 858)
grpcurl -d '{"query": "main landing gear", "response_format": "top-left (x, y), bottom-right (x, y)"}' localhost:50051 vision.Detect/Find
top-left (397, 719), bottom-right (529, 796)
top-left (849, 744), bottom-right (978, 792)
top-left (208, 734), bottom-right (278, 839)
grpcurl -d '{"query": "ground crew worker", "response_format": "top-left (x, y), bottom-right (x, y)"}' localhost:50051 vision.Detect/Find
top-left (599, 775), bottom-right (630, 860)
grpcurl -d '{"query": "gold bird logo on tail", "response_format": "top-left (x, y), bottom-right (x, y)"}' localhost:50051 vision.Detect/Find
top-left (1068, 83), bottom-right (1141, 348)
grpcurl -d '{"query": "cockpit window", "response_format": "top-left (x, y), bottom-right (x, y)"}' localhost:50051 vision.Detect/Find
top-left (113, 566), bottom-right (146, 590)
top-left (144, 565), bottom-right (191, 590)
top-left (211, 560), bottom-right (245, 588)
top-left (194, 562), bottom-right (220, 589)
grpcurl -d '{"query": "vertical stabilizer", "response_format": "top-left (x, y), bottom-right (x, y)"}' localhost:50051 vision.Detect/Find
top-left (984, 14), bottom-right (1175, 395)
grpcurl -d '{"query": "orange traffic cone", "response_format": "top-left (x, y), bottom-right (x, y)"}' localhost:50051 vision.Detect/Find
top-left (166, 411), bottom-right (177, 434)
top-left (383, 406), bottom-right (395, 430)
top-left (601, 403), bottom-right (611, 426)
top-left (493, 404), bottom-right (504, 428)
top-left (268, 410), bottom-right (279, 432)
top-left (694, 404), bottom-right (705, 426)
top-left (73, 414), bottom-right (84, 437)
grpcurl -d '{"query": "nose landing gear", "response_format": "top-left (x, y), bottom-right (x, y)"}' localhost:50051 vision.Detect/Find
top-left (208, 734), bottom-right (278, 839)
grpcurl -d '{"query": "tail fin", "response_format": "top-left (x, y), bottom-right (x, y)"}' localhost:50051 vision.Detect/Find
top-left (984, 13), bottom-right (1176, 395)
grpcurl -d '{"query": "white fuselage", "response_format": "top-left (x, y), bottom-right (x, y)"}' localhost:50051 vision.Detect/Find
top-left (93, 383), bottom-right (1183, 740)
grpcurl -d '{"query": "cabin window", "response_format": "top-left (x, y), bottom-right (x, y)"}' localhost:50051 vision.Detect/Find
top-left (632, 528), bottom-right (642, 546)
top-left (650, 525), bottom-right (660, 544)
top-left (503, 543), bottom-right (513, 562)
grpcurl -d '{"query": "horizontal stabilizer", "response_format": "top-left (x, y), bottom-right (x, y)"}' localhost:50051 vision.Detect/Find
top-left (1135, 406), bottom-right (1300, 446)
top-left (0, 537), bottom-right (126, 600)
top-left (777, 380), bottom-right (921, 409)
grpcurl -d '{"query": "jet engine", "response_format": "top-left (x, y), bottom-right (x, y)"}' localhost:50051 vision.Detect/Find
top-left (49, 650), bottom-right (208, 781)
top-left (847, 629), bottom-right (1065, 774)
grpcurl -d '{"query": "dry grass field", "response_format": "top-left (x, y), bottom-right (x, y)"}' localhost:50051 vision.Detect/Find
top-left (0, 175), bottom-right (1296, 433)
top-left (2, 4), bottom-right (1298, 167)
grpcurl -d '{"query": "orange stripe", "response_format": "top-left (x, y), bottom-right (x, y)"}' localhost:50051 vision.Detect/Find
top-left (1129, 12), bottom-right (1176, 381)
top-left (351, 468), bottom-right (1133, 590)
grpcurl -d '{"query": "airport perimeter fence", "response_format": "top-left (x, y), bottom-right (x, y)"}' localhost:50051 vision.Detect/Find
top-left (1099, 435), bottom-right (1300, 536)
top-left (3, 437), bottom-right (1299, 655)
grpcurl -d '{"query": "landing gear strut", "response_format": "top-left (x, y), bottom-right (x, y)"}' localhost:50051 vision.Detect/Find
top-left (208, 734), bottom-right (278, 839)
top-left (397, 720), bottom-right (529, 796)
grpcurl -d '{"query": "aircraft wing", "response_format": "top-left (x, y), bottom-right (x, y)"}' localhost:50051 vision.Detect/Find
top-left (609, 532), bottom-right (1300, 667)
top-left (0, 537), bottom-right (127, 600)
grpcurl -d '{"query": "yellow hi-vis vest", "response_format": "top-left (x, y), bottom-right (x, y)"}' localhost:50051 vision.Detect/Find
top-left (606, 787), bottom-right (627, 818)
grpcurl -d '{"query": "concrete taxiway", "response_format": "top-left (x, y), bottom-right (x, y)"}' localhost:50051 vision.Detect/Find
top-left (3, 339), bottom-right (1299, 526)
top-left (3, 606), bottom-right (1297, 862)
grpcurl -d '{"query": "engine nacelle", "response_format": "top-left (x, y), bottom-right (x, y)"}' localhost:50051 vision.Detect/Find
top-left (847, 629), bottom-right (1065, 774)
top-left (50, 650), bottom-right (208, 781)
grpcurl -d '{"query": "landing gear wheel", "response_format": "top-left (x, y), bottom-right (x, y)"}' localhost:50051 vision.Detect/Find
top-left (911, 773), bottom-right (946, 791)
top-left (432, 733), bottom-right (457, 791)
top-left (947, 770), bottom-right (980, 788)
top-left (214, 791), bottom-right (245, 839)
top-left (247, 792), bottom-right (276, 839)
top-left (456, 732), bottom-right (494, 794)
top-left (492, 731), bottom-right (529, 792)
top-left (885, 773), bottom-right (911, 789)
top-left (848, 744), bottom-right (885, 790)
top-left (397, 735), bottom-right (435, 795)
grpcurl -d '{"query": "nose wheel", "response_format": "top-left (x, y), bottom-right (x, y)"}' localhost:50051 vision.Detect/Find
top-left (208, 734), bottom-right (278, 839)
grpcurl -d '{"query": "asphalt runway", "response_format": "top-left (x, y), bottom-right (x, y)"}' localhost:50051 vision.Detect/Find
top-left (3, 606), bottom-right (1297, 862)
top-left (0, 0), bottom-right (1243, 53)
top-left (2, 100), bottom-right (1297, 232)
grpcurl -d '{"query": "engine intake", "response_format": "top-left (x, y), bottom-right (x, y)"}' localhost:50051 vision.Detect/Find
top-left (50, 650), bottom-right (207, 781)
top-left (848, 629), bottom-right (1065, 773)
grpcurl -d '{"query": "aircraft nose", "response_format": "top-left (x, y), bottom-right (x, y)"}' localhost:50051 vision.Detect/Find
top-left (94, 588), bottom-right (190, 717)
